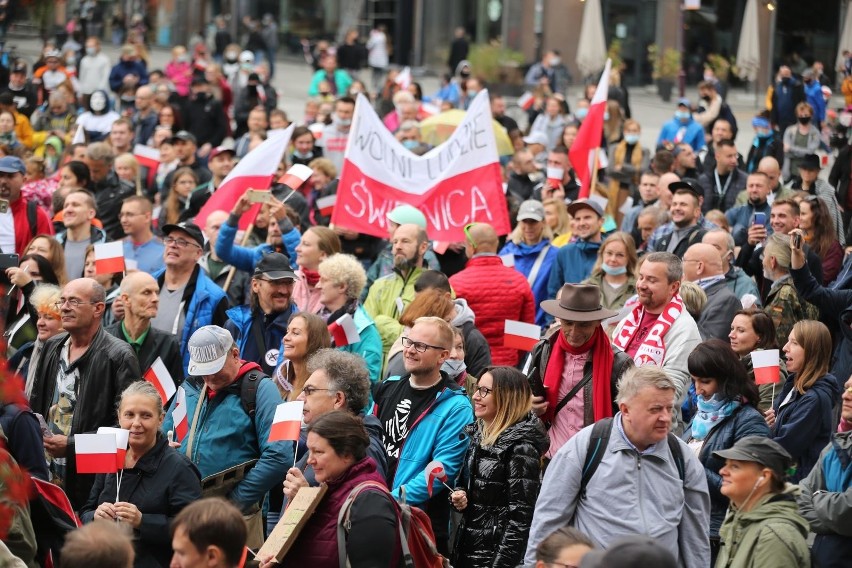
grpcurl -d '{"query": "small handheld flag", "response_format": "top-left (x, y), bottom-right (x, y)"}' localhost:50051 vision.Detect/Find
top-left (503, 320), bottom-right (542, 352)
top-left (75, 433), bottom-right (119, 474)
top-left (96, 427), bottom-right (129, 470)
top-left (143, 357), bottom-right (177, 404)
top-left (752, 349), bottom-right (781, 385)
top-left (93, 242), bottom-right (125, 275)
top-left (425, 459), bottom-right (453, 497)
top-left (172, 386), bottom-right (188, 441)
top-left (328, 313), bottom-right (361, 347)
top-left (269, 401), bottom-right (304, 442)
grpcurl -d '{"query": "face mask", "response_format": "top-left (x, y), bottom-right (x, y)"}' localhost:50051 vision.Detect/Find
top-left (703, 74), bottom-right (713, 82)
top-left (66, 58), bottom-right (76, 66)
top-left (194, 92), bottom-right (209, 101)
top-left (402, 139), bottom-right (419, 150)
top-left (467, 90), bottom-right (478, 98)
top-left (757, 129), bottom-right (773, 139)
top-left (624, 134), bottom-right (640, 145)
top-left (798, 116), bottom-right (811, 125)
top-left (602, 264), bottom-right (628, 276)
top-left (337, 118), bottom-right (352, 127)
top-left (550, 57), bottom-right (561, 66)
top-left (575, 108), bottom-right (588, 120)
top-left (604, 112), bottom-right (610, 120)
top-left (85, 47), bottom-right (96, 56)
top-left (177, 55), bottom-right (189, 63)
top-left (441, 359), bottom-right (466, 378)
top-left (90, 92), bottom-right (107, 112)
top-left (241, 63), bottom-right (253, 70)
top-left (675, 111), bottom-right (691, 121)
top-left (293, 150), bottom-right (313, 160)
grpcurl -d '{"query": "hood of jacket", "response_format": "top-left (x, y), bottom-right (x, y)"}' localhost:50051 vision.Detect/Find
top-left (452, 298), bottom-right (476, 328)
top-left (729, 484), bottom-right (809, 536)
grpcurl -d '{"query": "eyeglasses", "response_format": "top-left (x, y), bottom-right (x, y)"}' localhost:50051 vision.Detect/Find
top-left (119, 211), bottom-right (144, 218)
top-left (302, 386), bottom-right (331, 396)
top-left (473, 385), bottom-right (492, 398)
top-left (164, 236), bottom-right (201, 249)
top-left (401, 336), bottom-right (447, 353)
top-left (54, 298), bottom-right (100, 309)
top-left (463, 223), bottom-right (477, 248)
top-left (255, 277), bottom-right (295, 287)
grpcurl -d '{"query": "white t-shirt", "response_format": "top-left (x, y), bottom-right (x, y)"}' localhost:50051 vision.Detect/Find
top-left (0, 208), bottom-right (15, 254)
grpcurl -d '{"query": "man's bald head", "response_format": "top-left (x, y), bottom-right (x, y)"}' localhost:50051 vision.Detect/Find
top-left (658, 172), bottom-right (680, 209)
top-left (682, 243), bottom-right (724, 282)
top-left (466, 223), bottom-right (499, 254)
top-left (120, 271), bottom-right (157, 296)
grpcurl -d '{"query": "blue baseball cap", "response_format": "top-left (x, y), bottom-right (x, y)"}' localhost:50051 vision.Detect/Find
top-left (0, 156), bottom-right (25, 174)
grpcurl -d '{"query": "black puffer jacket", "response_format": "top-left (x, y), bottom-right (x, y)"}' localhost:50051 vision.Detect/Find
top-left (452, 413), bottom-right (549, 568)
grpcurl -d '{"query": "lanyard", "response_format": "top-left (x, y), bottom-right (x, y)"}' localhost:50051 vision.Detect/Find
top-left (714, 169), bottom-right (733, 198)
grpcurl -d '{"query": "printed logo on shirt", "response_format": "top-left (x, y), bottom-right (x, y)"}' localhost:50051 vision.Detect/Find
top-left (383, 398), bottom-right (412, 460)
top-left (265, 348), bottom-right (279, 368)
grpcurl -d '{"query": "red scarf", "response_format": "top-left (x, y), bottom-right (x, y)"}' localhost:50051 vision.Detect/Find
top-left (542, 326), bottom-right (614, 424)
top-left (302, 268), bottom-right (321, 286)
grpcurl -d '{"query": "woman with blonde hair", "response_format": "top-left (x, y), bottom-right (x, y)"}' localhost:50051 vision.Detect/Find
top-left (8, 284), bottom-right (63, 396)
top-left (293, 226), bottom-right (342, 313)
top-left (450, 366), bottom-right (549, 568)
top-left (114, 152), bottom-right (140, 192)
top-left (543, 198), bottom-right (571, 246)
top-left (765, 320), bottom-right (841, 482)
top-left (582, 231), bottom-right (637, 312)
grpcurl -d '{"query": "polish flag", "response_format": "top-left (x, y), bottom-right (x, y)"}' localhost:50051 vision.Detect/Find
top-left (144, 357), bottom-right (176, 404)
top-left (71, 123), bottom-right (86, 145)
top-left (97, 427), bottom-right (129, 470)
top-left (93, 241), bottom-right (125, 275)
top-left (75, 433), bottom-right (118, 474)
top-left (133, 144), bottom-right (161, 172)
top-left (395, 66), bottom-right (412, 89)
top-left (546, 167), bottom-right (564, 188)
top-left (752, 349), bottom-right (781, 385)
top-left (569, 59), bottom-right (611, 199)
top-left (269, 401), bottom-right (304, 442)
top-left (503, 320), bottom-right (542, 351)
top-left (316, 194), bottom-right (336, 217)
top-left (194, 125), bottom-right (294, 231)
top-left (278, 164), bottom-right (313, 190)
top-left (308, 122), bottom-right (324, 141)
top-left (517, 92), bottom-right (535, 111)
top-left (425, 459), bottom-right (448, 497)
top-left (172, 386), bottom-right (188, 441)
top-left (328, 313), bottom-right (360, 347)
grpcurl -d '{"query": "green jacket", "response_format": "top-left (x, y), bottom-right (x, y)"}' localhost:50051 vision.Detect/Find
top-left (764, 276), bottom-right (819, 349)
top-left (582, 272), bottom-right (637, 311)
top-left (716, 485), bottom-right (811, 568)
top-left (363, 266), bottom-right (423, 355)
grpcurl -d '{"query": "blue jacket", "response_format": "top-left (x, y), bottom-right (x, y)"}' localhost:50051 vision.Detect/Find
top-left (684, 404), bottom-right (771, 537)
top-left (224, 304), bottom-right (298, 372)
top-left (805, 80), bottom-right (827, 123)
top-left (725, 201), bottom-right (772, 247)
top-left (772, 372), bottom-right (842, 483)
top-left (657, 117), bottom-right (706, 152)
top-left (163, 369), bottom-right (293, 511)
top-left (153, 266), bottom-right (228, 372)
top-left (215, 215), bottom-right (300, 272)
top-left (108, 59), bottom-right (148, 92)
top-left (547, 239), bottom-right (601, 299)
top-left (498, 239), bottom-right (559, 327)
top-left (374, 373), bottom-right (473, 506)
top-left (339, 306), bottom-right (383, 385)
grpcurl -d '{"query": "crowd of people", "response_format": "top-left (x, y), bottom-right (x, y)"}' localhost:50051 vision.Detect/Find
top-left (0, 20), bottom-right (850, 568)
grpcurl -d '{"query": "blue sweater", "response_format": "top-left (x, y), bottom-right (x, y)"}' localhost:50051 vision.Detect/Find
top-left (498, 239), bottom-right (559, 326)
top-left (215, 215), bottom-right (301, 272)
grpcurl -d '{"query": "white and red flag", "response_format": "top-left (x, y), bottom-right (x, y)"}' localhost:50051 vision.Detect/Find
top-left (75, 433), bottom-right (118, 474)
top-left (331, 91), bottom-right (510, 241)
top-left (517, 92), bottom-right (535, 111)
top-left (316, 194), bottom-right (337, 217)
top-left (194, 125), bottom-right (294, 231)
top-left (269, 401), bottom-right (304, 442)
top-left (97, 427), bottom-right (129, 470)
top-left (425, 459), bottom-right (449, 497)
top-left (503, 320), bottom-right (542, 352)
top-left (172, 386), bottom-right (189, 441)
top-left (71, 123), bottom-right (86, 145)
top-left (93, 241), bottom-right (125, 275)
top-left (328, 313), bottom-right (361, 347)
top-left (144, 357), bottom-right (176, 404)
top-left (133, 144), bottom-right (160, 172)
top-left (395, 66), bottom-right (412, 89)
top-left (569, 58), bottom-right (611, 199)
top-left (277, 164), bottom-right (312, 190)
top-left (752, 349), bottom-right (781, 385)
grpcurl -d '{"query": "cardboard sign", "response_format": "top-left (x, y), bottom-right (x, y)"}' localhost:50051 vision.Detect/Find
top-left (257, 485), bottom-right (328, 561)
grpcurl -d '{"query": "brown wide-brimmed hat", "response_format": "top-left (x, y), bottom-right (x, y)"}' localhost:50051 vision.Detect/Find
top-left (541, 284), bottom-right (618, 322)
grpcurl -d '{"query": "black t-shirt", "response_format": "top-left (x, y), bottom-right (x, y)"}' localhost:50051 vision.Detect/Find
top-left (375, 376), bottom-right (443, 482)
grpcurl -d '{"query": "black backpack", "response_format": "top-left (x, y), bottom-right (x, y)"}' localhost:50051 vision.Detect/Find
top-left (578, 417), bottom-right (685, 499)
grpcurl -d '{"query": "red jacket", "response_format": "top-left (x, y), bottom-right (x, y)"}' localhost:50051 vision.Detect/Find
top-left (450, 255), bottom-right (536, 367)
top-left (10, 197), bottom-right (54, 255)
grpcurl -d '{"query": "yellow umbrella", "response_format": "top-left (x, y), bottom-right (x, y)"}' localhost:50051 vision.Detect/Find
top-left (419, 109), bottom-right (514, 156)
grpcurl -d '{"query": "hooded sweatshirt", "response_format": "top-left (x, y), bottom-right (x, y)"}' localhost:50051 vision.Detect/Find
top-left (451, 298), bottom-right (492, 378)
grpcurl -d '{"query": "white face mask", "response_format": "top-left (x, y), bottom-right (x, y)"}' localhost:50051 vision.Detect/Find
top-left (441, 359), bottom-right (466, 378)
top-left (90, 92), bottom-right (107, 112)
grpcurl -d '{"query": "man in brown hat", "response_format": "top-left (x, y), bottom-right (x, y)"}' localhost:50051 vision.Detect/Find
top-left (528, 283), bottom-right (633, 458)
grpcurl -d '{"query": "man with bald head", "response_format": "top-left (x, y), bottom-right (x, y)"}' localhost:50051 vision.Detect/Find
top-left (657, 172), bottom-right (679, 210)
top-left (735, 156), bottom-right (794, 207)
top-left (133, 85), bottom-right (157, 145)
top-left (29, 277), bottom-right (141, 509)
top-left (106, 271), bottom-right (184, 386)
top-left (682, 243), bottom-right (742, 340)
top-left (702, 228), bottom-right (761, 306)
top-left (449, 222), bottom-right (535, 366)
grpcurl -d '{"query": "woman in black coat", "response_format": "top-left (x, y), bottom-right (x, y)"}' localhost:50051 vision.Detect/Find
top-left (81, 381), bottom-right (201, 568)
top-left (450, 367), bottom-right (549, 568)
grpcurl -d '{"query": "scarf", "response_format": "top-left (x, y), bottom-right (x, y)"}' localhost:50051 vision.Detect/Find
top-left (613, 294), bottom-right (684, 367)
top-left (542, 325), bottom-right (614, 424)
top-left (325, 299), bottom-right (358, 324)
top-left (690, 395), bottom-right (741, 440)
top-left (302, 268), bottom-right (320, 286)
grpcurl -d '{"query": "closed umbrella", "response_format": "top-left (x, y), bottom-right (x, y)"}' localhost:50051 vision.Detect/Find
top-left (736, 0), bottom-right (761, 81)
top-left (837, 4), bottom-right (852, 73)
top-left (576, 0), bottom-right (608, 78)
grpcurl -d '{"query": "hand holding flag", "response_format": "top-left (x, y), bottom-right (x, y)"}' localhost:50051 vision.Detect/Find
top-left (425, 459), bottom-right (453, 497)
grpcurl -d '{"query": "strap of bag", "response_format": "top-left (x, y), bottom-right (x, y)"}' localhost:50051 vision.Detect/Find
top-left (27, 200), bottom-right (38, 237)
top-left (250, 315), bottom-right (272, 374)
top-left (552, 370), bottom-right (594, 420)
top-left (185, 384), bottom-right (207, 459)
top-left (526, 244), bottom-right (551, 287)
top-left (579, 417), bottom-right (614, 499)
top-left (336, 481), bottom-right (412, 568)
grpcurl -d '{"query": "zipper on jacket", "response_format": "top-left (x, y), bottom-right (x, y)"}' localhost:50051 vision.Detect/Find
top-left (636, 453), bottom-right (649, 533)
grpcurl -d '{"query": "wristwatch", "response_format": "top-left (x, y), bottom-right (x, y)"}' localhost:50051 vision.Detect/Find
top-left (813, 490), bottom-right (828, 497)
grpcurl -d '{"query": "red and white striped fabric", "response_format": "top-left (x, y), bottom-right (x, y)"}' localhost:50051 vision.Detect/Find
top-left (752, 349), bottom-right (781, 385)
top-left (269, 401), bottom-right (304, 442)
top-left (172, 386), bottom-right (189, 442)
top-left (93, 241), bottom-right (125, 275)
top-left (278, 164), bottom-right (312, 190)
top-left (517, 92), bottom-right (535, 111)
top-left (96, 427), bottom-right (129, 470)
top-left (503, 320), bottom-right (542, 352)
top-left (75, 433), bottom-right (118, 474)
top-left (143, 357), bottom-right (176, 404)
top-left (328, 313), bottom-right (361, 347)
top-left (569, 59), bottom-right (611, 199)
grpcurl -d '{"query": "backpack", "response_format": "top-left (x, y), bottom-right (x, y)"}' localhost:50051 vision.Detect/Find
top-left (336, 481), bottom-right (449, 568)
top-left (578, 417), bottom-right (685, 499)
top-left (239, 369), bottom-right (263, 421)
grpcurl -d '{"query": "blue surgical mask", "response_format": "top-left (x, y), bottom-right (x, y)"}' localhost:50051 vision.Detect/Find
top-left (624, 134), bottom-right (640, 145)
top-left (604, 112), bottom-right (610, 120)
top-left (602, 264), bottom-right (628, 276)
top-left (675, 111), bottom-right (691, 121)
top-left (293, 150), bottom-right (313, 160)
top-left (467, 90), bottom-right (478, 98)
top-left (575, 108), bottom-right (588, 120)
top-left (402, 139), bottom-right (419, 150)
top-left (441, 359), bottom-right (466, 378)
top-left (757, 129), bottom-right (773, 139)
top-left (337, 118), bottom-right (352, 127)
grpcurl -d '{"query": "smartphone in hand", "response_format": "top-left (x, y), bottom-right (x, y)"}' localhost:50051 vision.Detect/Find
top-left (752, 212), bottom-right (767, 226)
top-left (35, 413), bottom-right (53, 438)
top-left (792, 232), bottom-right (803, 249)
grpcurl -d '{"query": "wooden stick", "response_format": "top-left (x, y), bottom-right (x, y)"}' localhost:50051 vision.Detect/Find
top-left (222, 223), bottom-right (255, 292)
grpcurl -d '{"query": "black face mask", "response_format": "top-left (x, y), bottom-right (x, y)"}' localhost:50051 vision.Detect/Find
top-left (798, 116), bottom-right (811, 125)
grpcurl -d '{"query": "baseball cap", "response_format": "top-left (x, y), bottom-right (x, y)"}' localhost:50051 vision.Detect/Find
top-left (567, 198), bottom-right (604, 219)
top-left (580, 535), bottom-right (677, 568)
top-left (162, 222), bottom-right (205, 248)
top-left (387, 205), bottom-right (427, 229)
top-left (0, 156), bottom-right (26, 174)
top-left (187, 325), bottom-right (235, 376)
top-left (209, 145), bottom-right (236, 161)
top-left (713, 436), bottom-right (794, 479)
top-left (677, 97), bottom-right (691, 108)
top-left (522, 131), bottom-right (549, 147)
top-left (170, 130), bottom-right (197, 145)
top-left (253, 252), bottom-right (297, 281)
top-left (239, 50), bottom-right (255, 63)
top-left (517, 200), bottom-right (545, 222)
top-left (10, 60), bottom-right (26, 74)
top-left (668, 180), bottom-right (702, 198)
top-left (44, 49), bottom-right (61, 60)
